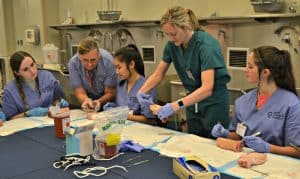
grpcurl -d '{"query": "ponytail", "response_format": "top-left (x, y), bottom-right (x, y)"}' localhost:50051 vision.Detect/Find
top-left (253, 46), bottom-right (297, 96)
top-left (273, 50), bottom-right (297, 95)
top-left (186, 8), bottom-right (201, 31)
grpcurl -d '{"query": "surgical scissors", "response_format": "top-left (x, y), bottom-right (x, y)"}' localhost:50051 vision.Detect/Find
top-left (53, 155), bottom-right (91, 171)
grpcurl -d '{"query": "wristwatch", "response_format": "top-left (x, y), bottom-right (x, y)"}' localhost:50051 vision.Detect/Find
top-left (177, 99), bottom-right (184, 109)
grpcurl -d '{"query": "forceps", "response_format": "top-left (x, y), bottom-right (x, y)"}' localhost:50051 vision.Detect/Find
top-left (122, 155), bottom-right (141, 163)
top-left (249, 168), bottom-right (269, 177)
top-left (242, 131), bottom-right (261, 142)
top-left (127, 160), bottom-right (149, 167)
top-left (122, 155), bottom-right (149, 167)
top-left (290, 143), bottom-right (300, 151)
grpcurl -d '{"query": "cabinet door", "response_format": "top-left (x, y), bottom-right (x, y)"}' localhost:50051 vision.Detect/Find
top-left (12, 0), bottom-right (28, 51)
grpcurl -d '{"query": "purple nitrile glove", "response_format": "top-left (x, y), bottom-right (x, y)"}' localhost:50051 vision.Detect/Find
top-left (157, 103), bottom-right (175, 120)
top-left (59, 99), bottom-right (69, 108)
top-left (243, 136), bottom-right (270, 153)
top-left (0, 112), bottom-right (6, 121)
top-left (26, 107), bottom-right (49, 117)
top-left (136, 93), bottom-right (154, 106)
top-left (211, 123), bottom-right (229, 138)
top-left (103, 102), bottom-right (117, 111)
top-left (119, 140), bottom-right (144, 153)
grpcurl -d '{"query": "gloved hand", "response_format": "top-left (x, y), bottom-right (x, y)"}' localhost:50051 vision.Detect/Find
top-left (59, 99), bottom-right (69, 108)
top-left (243, 136), bottom-right (270, 153)
top-left (103, 102), bottom-right (117, 111)
top-left (157, 103), bottom-right (175, 120)
top-left (137, 92), bottom-right (154, 106)
top-left (0, 112), bottom-right (6, 121)
top-left (26, 107), bottom-right (49, 117)
top-left (211, 123), bottom-right (229, 138)
top-left (119, 140), bottom-right (144, 153)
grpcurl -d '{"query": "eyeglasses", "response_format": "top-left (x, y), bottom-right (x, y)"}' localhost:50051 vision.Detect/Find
top-left (80, 58), bottom-right (98, 64)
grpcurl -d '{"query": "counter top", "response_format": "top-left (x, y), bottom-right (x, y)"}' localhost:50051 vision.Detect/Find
top-left (170, 80), bottom-right (183, 85)
top-left (40, 64), bottom-right (69, 76)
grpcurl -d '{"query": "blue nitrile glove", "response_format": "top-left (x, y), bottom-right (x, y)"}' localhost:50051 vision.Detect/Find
top-left (157, 103), bottom-right (175, 120)
top-left (243, 136), bottom-right (270, 153)
top-left (137, 92), bottom-right (154, 106)
top-left (103, 102), bottom-right (117, 111)
top-left (119, 140), bottom-right (144, 153)
top-left (211, 123), bottom-right (229, 138)
top-left (26, 107), bottom-right (49, 117)
top-left (59, 99), bottom-right (69, 108)
top-left (0, 112), bottom-right (6, 121)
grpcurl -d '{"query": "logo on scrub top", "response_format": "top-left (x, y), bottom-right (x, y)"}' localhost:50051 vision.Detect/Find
top-left (267, 112), bottom-right (284, 120)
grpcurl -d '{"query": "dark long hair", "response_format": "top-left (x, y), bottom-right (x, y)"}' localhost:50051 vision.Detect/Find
top-left (253, 46), bottom-right (297, 95)
top-left (114, 44), bottom-right (145, 77)
top-left (10, 51), bottom-right (40, 109)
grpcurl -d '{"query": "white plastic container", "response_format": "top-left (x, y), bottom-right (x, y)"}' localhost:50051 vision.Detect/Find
top-left (42, 44), bottom-right (59, 64)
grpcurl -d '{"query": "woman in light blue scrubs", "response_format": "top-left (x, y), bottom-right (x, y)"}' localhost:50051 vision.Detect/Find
top-left (2, 51), bottom-right (66, 120)
top-left (0, 109), bottom-right (5, 127)
top-left (106, 44), bottom-right (157, 124)
top-left (212, 46), bottom-right (300, 158)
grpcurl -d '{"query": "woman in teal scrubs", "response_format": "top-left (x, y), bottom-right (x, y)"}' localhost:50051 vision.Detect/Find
top-left (137, 6), bottom-right (230, 138)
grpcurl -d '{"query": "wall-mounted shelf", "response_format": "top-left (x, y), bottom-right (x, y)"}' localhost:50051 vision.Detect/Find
top-left (49, 14), bottom-right (300, 30)
top-left (49, 20), bottom-right (160, 30)
top-left (199, 13), bottom-right (300, 24)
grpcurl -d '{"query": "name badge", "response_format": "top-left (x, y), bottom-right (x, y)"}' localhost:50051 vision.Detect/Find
top-left (185, 70), bottom-right (195, 81)
top-left (236, 122), bottom-right (247, 137)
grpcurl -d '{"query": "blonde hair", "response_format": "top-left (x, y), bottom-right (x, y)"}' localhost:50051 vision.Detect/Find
top-left (77, 37), bottom-right (99, 55)
top-left (160, 6), bottom-right (201, 31)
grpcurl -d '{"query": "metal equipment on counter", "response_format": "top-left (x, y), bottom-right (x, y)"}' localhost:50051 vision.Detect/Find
top-left (61, 32), bottom-right (73, 71)
top-left (104, 28), bottom-right (136, 55)
top-left (88, 29), bottom-right (103, 46)
top-left (115, 29), bottom-right (136, 48)
top-left (97, 0), bottom-right (122, 22)
top-left (250, 0), bottom-right (284, 12)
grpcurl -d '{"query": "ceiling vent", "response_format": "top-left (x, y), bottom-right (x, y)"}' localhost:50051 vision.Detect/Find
top-left (141, 46), bottom-right (156, 63)
top-left (227, 47), bottom-right (249, 70)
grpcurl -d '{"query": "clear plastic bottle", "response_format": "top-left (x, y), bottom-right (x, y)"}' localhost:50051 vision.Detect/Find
top-left (289, 0), bottom-right (298, 13)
